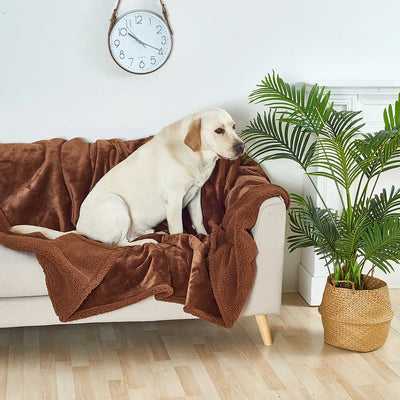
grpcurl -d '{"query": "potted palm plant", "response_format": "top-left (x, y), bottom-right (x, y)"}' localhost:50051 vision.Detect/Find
top-left (241, 72), bottom-right (400, 352)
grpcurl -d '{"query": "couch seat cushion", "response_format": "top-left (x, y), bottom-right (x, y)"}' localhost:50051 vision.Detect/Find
top-left (0, 244), bottom-right (47, 297)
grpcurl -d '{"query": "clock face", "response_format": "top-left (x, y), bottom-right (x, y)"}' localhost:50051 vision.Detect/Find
top-left (109, 11), bottom-right (173, 74)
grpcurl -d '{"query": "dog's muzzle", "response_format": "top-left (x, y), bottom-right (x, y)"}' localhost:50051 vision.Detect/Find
top-left (233, 141), bottom-right (245, 158)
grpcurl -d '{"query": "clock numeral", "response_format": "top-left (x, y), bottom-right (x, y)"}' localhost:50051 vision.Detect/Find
top-left (119, 27), bottom-right (127, 37)
top-left (119, 50), bottom-right (125, 60)
top-left (158, 48), bottom-right (163, 56)
top-left (156, 25), bottom-right (162, 34)
top-left (161, 36), bottom-right (166, 45)
top-left (149, 17), bottom-right (152, 26)
top-left (135, 15), bottom-right (142, 24)
top-left (126, 19), bottom-right (132, 28)
top-left (114, 39), bottom-right (120, 48)
top-left (150, 56), bottom-right (156, 65)
top-left (128, 58), bottom-right (134, 66)
top-left (139, 60), bottom-right (145, 69)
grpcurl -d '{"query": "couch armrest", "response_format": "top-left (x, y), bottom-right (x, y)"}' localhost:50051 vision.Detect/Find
top-left (242, 196), bottom-right (287, 316)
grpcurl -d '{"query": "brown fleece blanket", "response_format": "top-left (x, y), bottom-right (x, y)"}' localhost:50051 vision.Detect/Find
top-left (0, 137), bottom-right (289, 328)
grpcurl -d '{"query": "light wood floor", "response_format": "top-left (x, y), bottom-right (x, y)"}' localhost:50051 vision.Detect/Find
top-left (1, 290), bottom-right (400, 400)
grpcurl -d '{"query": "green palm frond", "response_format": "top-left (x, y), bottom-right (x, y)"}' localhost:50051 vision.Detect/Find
top-left (249, 71), bottom-right (333, 135)
top-left (323, 110), bottom-right (365, 138)
top-left (241, 110), bottom-right (316, 169)
top-left (244, 71), bottom-right (400, 286)
top-left (359, 217), bottom-right (400, 273)
top-left (287, 207), bottom-right (320, 251)
top-left (308, 130), bottom-right (367, 189)
top-left (354, 129), bottom-right (400, 179)
top-left (287, 194), bottom-right (340, 261)
top-left (384, 93), bottom-right (400, 130)
top-left (367, 186), bottom-right (400, 221)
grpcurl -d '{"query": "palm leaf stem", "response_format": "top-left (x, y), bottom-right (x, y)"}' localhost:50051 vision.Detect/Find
top-left (286, 105), bottom-right (348, 234)
top-left (323, 256), bottom-right (332, 275)
top-left (312, 138), bottom-right (347, 213)
top-left (365, 265), bottom-right (376, 277)
top-left (366, 170), bottom-right (385, 210)
top-left (313, 108), bottom-right (350, 214)
top-left (353, 174), bottom-right (368, 216)
top-left (353, 161), bottom-right (381, 218)
top-left (310, 100), bottom-right (331, 137)
top-left (355, 159), bottom-right (390, 214)
top-left (304, 172), bottom-right (341, 236)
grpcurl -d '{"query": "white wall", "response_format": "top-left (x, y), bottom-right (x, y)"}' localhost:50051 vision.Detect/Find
top-left (1, 0), bottom-right (400, 292)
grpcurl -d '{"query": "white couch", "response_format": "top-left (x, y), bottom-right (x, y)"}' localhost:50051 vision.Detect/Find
top-left (0, 197), bottom-right (286, 345)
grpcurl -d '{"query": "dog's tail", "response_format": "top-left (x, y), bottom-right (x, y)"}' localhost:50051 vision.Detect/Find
top-left (10, 225), bottom-right (76, 240)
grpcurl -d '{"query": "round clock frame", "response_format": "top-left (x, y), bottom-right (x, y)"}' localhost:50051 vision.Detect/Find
top-left (108, 0), bottom-right (173, 75)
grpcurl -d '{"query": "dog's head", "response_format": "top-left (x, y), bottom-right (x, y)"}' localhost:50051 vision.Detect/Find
top-left (184, 108), bottom-right (245, 160)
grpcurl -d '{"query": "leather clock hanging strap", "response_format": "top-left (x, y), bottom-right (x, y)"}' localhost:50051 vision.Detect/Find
top-left (109, 0), bottom-right (173, 36)
top-left (160, 1), bottom-right (174, 36)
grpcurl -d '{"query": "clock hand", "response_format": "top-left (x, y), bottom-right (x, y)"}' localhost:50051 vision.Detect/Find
top-left (127, 32), bottom-right (147, 48)
top-left (139, 41), bottom-right (161, 52)
top-left (127, 27), bottom-right (161, 52)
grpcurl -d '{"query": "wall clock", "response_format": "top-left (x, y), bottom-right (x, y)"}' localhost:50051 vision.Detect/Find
top-left (108, 0), bottom-right (173, 74)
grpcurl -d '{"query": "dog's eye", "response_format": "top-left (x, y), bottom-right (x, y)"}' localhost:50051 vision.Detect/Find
top-left (215, 128), bottom-right (225, 134)
top-left (232, 124), bottom-right (236, 130)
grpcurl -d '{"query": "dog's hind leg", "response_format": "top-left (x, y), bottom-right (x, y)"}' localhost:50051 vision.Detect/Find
top-left (77, 193), bottom-right (131, 246)
top-left (78, 193), bottom-right (158, 247)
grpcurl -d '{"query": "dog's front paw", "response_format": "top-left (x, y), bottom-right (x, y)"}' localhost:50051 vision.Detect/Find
top-left (195, 226), bottom-right (208, 235)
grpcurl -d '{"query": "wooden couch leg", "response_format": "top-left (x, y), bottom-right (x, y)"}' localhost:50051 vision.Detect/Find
top-left (255, 315), bottom-right (272, 346)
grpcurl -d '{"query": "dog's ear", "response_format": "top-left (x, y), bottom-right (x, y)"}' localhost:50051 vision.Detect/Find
top-left (184, 119), bottom-right (202, 152)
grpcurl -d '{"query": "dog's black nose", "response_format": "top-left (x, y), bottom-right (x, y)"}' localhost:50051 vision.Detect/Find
top-left (234, 141), bottom-right (245, 156)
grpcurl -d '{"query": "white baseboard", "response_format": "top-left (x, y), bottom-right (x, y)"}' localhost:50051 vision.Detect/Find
top-left (298, 264), bottom-right (327, 306)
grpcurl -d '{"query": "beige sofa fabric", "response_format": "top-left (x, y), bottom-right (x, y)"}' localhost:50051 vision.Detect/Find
top-left (0, 197), bottom-right (286, 328)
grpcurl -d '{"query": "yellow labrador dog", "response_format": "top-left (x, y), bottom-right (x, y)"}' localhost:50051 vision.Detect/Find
top-left (11, 108), bottom-right (245, 247)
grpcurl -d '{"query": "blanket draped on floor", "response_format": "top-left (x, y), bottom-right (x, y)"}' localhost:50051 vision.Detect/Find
top-left (0, 137), bottom-right (289, 328)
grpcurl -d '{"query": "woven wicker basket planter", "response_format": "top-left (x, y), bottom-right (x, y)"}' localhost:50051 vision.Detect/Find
top-left (318, 274), bottom-right (394, 352)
